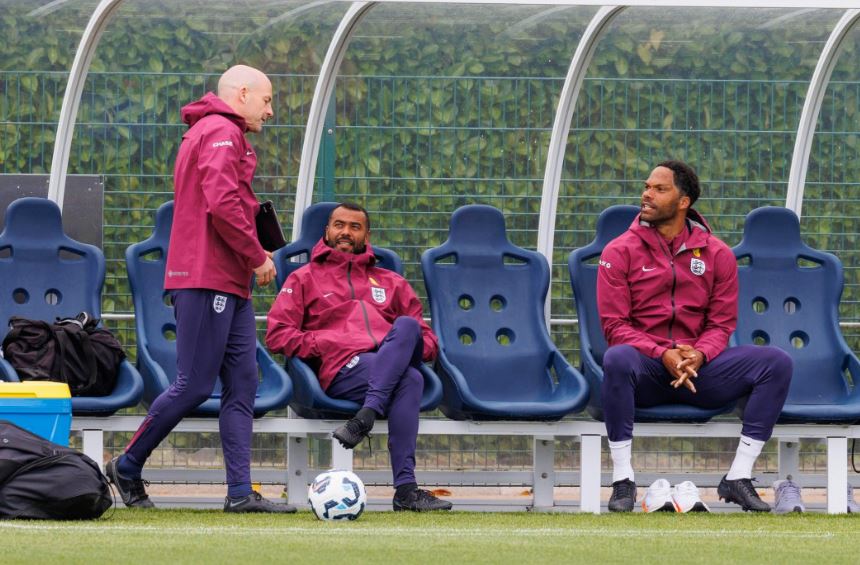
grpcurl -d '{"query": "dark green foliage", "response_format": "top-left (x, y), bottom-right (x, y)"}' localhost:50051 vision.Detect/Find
top-left (3, 3), bottom-right (860, 365)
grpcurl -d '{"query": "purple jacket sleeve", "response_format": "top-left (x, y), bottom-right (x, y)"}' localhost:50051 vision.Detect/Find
top-left (597, 244), bottom-right (668, 359)
top-left (265, 273), bottom-right (320, 358)
top-left (196, 127), bottom-right (266, 271)
top-left (396, 280), bottom-right (439, 362)
top-left (693, 245), bottom-right (738, 362)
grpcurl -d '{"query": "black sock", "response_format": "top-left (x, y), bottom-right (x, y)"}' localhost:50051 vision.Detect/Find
top-left (356, 406), bottom-right (377, 428)
top-left (395, 482), bottom-right (418, 499)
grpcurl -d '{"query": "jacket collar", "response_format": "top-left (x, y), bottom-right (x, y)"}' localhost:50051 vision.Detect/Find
top-left (631, 208), bottom-right (712, 252)
top-left (310, 238), bottom-right (378, 268)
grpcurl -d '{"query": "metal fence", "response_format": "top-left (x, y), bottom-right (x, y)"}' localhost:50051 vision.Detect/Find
top-left (4, 69), bottom-right (860, 481)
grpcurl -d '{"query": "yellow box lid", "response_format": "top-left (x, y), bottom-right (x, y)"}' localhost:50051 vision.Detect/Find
top-left (0, 381), bottom-right (71, 398)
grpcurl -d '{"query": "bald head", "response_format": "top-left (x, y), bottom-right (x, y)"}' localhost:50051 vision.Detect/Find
top-left (217, 65), bottom-right (273, 133)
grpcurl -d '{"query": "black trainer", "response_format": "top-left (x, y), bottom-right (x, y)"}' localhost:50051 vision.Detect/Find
top-left (608, 478), bottom-right (637, 512)
top-left (105, 457), bottom-right (155, 508)
top-left (393, 487), bottom-right (453, 512)
top-left (332, 417), bottom-right (372, 449)
top-left (718, 475), bottom-right (771, 512)
top-left (224, 492), bottom-right (298, 513)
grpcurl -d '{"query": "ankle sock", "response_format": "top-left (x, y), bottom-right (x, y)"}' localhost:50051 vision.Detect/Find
top-left (726, 435), bottom-right (765, 480)
top-left (608, 439), bottom-right (634, 483)
top-left (356, 406), bottom-right (377, 428)
top-left (395, 482), bottom-right (418, 499)
top-left (227, 483), bottom-right (253, 499)
top-left (117, 453), bottom-right (143, 480)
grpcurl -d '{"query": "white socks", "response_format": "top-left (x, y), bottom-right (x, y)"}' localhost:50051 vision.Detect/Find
top-left (609, 439), bottom-right (634, 483)
top-left (609, 436), bottom-right (763, 483)
top-left (725, 435), bottom-right (765, 480)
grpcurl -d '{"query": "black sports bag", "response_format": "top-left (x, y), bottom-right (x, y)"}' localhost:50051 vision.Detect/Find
top-left (0, 420), bottom-right (112, 519)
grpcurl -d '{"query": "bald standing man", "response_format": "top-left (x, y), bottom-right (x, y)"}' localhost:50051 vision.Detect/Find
top-left (105, 65), bottom-right (294, 513)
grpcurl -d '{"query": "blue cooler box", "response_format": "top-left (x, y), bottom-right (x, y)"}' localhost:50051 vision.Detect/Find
top-left (0, 382), bottom-right (72, 446)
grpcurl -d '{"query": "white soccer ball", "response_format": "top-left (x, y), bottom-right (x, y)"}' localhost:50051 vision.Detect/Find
top-left (308, 469), bottom-right (367, 521)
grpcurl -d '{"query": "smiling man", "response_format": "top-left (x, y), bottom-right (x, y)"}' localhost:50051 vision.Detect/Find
top-left (266, 202), bottom-right (453, 512)
top-left (597, 160), bottom-right (793, 513)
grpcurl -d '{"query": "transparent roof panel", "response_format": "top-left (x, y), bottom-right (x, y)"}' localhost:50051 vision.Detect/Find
top-left (551, 7), bottom-right (840, 359)
top-left (333, 3), bottom-right (598, 288)
top-left (1, 0), bottom-right (99, 174)
top-left (804, 25), bottom-right (860, 333)
top-left (66, 0), bottom-right (349, 314)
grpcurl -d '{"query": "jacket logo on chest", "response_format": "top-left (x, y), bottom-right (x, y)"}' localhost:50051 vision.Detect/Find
top-left (690, 258), bottom-right (706, 276)
top-left (371, 287), bottom-right (387, 304)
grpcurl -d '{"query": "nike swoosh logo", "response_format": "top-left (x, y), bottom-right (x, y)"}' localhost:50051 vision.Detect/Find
top-left (741, 441), bottom-right (751, 446)
top-left (642, 266), bottom-right (656, 272)
top-left (323, 292), bottom-right (334, 298)
top-left (226, 499), bottom-right (247, 509)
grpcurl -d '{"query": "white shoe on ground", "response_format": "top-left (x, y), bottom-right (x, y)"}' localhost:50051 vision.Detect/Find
top-left (672, 480), bottom-right (710, 513)
top-left (642, 478), bottom-right (675, 512)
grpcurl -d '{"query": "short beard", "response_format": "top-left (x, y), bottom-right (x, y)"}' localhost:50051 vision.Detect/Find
top-left (325, 237), bottom-right (366, 255)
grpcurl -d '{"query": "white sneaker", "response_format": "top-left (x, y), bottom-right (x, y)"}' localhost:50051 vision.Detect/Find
top-left (849, 484), bottom-right (860, 514)
top-left (672, 481), bottom-right (710, 513)
top-left (642, 478), bottom-right (675, 512)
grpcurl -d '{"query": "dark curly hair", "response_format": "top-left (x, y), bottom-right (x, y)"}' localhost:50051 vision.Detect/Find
top-left (657, 160), bottom-right (700, 206)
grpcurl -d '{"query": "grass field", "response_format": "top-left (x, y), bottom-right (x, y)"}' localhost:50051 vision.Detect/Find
top-left (2, 509), bottom-right (858, 564)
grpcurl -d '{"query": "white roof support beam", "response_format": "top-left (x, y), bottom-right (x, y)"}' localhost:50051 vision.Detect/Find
top-left (48, 0), bottom-right (126, 211)
top-left (785, 9), bottom-right (860, 218)
top-left (291, 1), bottom-right (377, 239)
top-left (536, 5), bottom-right (625, 323)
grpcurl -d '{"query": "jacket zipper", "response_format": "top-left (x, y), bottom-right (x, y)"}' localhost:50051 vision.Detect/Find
top-left (347, 261), bottom-right (379, 349)
top-left (658, 238), bottom-right (677, 346)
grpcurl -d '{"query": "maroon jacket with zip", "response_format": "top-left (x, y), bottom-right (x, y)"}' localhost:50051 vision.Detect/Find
top-left (164, 92), bottom-right (267, 299)
top-left (596, 209), bottom-right (737, 362)
top-left (266, 239), bottom-right (438, 390)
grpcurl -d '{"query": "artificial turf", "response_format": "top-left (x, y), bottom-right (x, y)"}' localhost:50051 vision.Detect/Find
top-left (2, 509), bottom-right (858, 564)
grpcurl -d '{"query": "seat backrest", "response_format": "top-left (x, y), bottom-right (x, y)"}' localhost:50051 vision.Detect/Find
top-left (124, 201), bottom-right (179, 383)
top-left (567, 205), bottom-right (639, 367)
top-left (733, 206), bottom-right (850, 403)
top-left (0, 198), bottom-right (105, 342)
top-left (274, 202), bottom-right (403, 289)
top-left (421, 205), bottom-right (559, 401)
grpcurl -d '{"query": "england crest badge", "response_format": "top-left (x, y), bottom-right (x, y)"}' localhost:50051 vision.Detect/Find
top-left (213, 294), bottom-right (227, 313)
top-left (690, 258), bottom-right (706, 276)
top-left (371, 286), bottom-right (387, 304)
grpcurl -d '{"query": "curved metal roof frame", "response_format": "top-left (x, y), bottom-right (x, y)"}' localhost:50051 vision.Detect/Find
top-left (47, 1), bottom-right (860, 319)
top-left (785, 9), bottom-right (860, 217)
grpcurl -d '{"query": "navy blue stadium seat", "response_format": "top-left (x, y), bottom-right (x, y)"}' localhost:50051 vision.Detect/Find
top-left (567, 204), bottom-right (735, 422)
top-left (0, 197), bottom-right (143, 415)
top-left (272, 201), bottom-right (441, 419)
top-left (125, 201), bottom-right (291, 417)
top-left (733, 206), bottom-right (860, 423)
top-left (421, 204), bottom-right (589, 421)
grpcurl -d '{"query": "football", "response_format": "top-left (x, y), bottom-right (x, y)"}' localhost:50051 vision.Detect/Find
top-left (308, 469), bottom-right (367, 521)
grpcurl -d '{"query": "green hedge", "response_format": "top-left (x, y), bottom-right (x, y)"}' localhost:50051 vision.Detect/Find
top-left (3, 4), bottom-right (860, 363)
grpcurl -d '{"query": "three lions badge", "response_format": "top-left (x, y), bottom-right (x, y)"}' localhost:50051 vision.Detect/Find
top-left (369, 276), bottom-right (387, 304)
top-left (690, 249), bottom-right (706, 276)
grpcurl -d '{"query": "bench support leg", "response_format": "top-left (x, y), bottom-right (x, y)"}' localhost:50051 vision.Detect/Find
top-left (827, 436), bottom-right (848, 514)
top-left (82, 428), bottom-right (104, 472)
top-left (777, 439), bottom-right (800, 479)
top-left (580, 434), bottom-right (602, 514)
top-left (332, 438), bottom-right (354, 471)
top-left (533, 436), bottom-right (555, 510)
top-left (287, 434), bottom-right (309, 507)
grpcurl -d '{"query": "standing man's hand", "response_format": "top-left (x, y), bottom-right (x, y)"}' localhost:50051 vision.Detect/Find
top-left (254, 252), bottom-right (276, 286)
